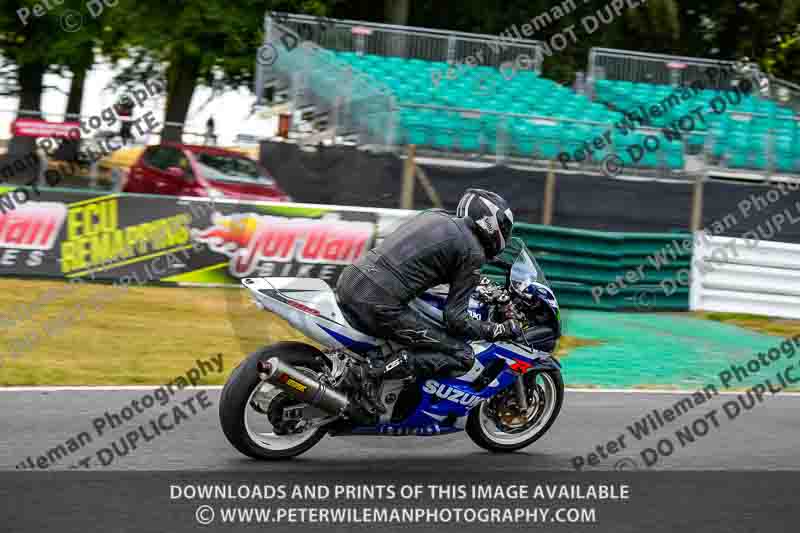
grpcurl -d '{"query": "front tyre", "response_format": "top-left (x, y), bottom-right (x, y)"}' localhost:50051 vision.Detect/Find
top-left (466, 369), bottom-right (563, 452)
top-left (219, 342), bottom-right (331, 460)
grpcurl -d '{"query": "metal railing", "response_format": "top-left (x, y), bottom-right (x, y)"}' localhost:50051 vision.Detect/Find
top-left (587, 47), bottom-right (800, 111)
top-left (258, 14), bottom-right (398, 147)
top-left (391, 103), bottom-right (800, 181)
top-left (588, 48), bottom-right (739, 89)
top-left (255, 13), bottom-right (544, 148)
top-left (251, 19), bottom-right (800, 181)
top-left (271, 12), bottom-right (543, 71)
top-left (393, 102), bottom-right (689, 178)
top-left (767, 77), bottom-right (800, 111)
top-left (703, 112), bottom-right (800, 177)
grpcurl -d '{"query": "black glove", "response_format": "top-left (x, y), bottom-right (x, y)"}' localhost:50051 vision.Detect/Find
top-left (491, 319), bottom-right (523, 341)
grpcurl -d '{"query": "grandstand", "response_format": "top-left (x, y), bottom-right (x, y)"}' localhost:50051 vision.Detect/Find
top-left (257, 13), bottom-right (800, 179)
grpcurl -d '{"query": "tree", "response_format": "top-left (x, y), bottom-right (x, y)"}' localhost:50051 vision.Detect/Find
top-left (385, 0), bottom-right (409, 26)
top-left (101, 0), bottom-right (335, 142)
top-left (0, 0), bottom-right (117, 165)
top-left (676, 0), bottom-right (800, 64)
top-left (48, 0), bottom-right (114, 119)
top-left (764, 26), bottom-right (800, 80)
top-left (0, 1), bottom-right (63, 164)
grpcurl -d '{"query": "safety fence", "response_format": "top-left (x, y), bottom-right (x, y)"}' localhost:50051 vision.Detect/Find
top-left (0, 187), bottom-right (690, 311)
top-left (259, 14), bottom-right (398, 146)
top-left (588, 48), bottom-right (743, 92)
top-left (690, 233), bottom-right (800, 319)
top-left (269, 12), bottom-right (543, 71)
top-left (256, 13), bottom-right (542, 156)
top-left (589, 47), bottom-right (800, 110)
top-left (587, 48), bottom-right (800, 178)
top-left (394, 103), bottom-right (686, 178)
top-left (257, 15), bottom-right (800, 180)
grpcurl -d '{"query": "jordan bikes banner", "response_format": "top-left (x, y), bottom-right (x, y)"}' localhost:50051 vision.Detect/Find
top-left (0, 189), bottom-right (414, 285)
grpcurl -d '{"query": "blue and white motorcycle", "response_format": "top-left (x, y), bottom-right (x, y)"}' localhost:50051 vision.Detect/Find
top-left (219, 237), bottom-right (564, 459)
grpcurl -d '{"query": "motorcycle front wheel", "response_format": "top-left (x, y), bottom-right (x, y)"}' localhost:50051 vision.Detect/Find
top-left (466, 369), bottom-right (564, 452)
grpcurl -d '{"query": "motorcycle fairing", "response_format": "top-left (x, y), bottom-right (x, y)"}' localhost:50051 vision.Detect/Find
top-left (243, 276), bottom-right (558, 435)
top-left (243, 277), bottom-right (380, 353)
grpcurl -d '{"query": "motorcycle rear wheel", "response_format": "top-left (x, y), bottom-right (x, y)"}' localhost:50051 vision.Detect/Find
top-left (219, 342), bottom-right (331, 460)
top-left (466, 369), bottom-right (563, 452)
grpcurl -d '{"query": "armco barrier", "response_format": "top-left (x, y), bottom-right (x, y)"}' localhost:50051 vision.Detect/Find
top-left (690, 233), bottom-right (800, 319)
top-left (0, 188), bottom-right (689, 310)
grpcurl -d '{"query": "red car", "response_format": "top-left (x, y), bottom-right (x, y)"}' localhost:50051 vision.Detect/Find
top-left (123, 143), bottom-right (290, 201)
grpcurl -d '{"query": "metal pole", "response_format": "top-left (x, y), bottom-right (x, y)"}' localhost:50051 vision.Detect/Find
top-left (542, 161), bottom-right (556, 225)
top-left (414, 164), bottom-right (442, 208)
top-left (401, 144), bottom-right (416, 209)
top-left (447, 35), bottom-right (456, 64)
top-left (690, 170), bottom-right (705, 232)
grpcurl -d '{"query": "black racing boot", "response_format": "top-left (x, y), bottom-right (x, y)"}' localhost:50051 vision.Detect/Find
top-left (350, 351), bottom-right (413, 418)
top-left (341, 359), bottom-right (385, 424)
top-left (363, 356), bottom-right (388, 415)
top-left (382, 350), bottom-right (414, 380)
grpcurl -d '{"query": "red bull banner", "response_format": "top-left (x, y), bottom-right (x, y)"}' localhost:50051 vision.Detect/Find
top-left (0, 188), bottom-right (413, 285)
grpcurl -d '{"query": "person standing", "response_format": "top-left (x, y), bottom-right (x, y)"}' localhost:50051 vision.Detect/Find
top-left (205, 116), bottom-right (216, 145)
top-left (114, 97), bottom-right (135, 145)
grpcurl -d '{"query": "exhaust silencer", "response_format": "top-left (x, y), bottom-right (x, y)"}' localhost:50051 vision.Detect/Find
top-left (257, 357), bottom-right (350, 415)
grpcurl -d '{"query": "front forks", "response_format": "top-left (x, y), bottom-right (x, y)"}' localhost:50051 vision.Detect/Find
top-left (514, 373), bottom-right (529, 411)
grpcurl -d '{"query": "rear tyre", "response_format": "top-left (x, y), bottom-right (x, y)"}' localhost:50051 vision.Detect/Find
top-left (219, 341), bottom-right (331, 460)
top-left (466, 369), bottom-right (563, 453)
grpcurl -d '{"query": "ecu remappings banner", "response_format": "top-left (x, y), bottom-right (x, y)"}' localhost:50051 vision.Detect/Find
top-left (0, 189), bottom-right (414, 285)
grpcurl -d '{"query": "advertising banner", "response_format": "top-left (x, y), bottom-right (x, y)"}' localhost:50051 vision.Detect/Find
top-left (0, 189), bottom-right (414, 286)
top-left (10, 119), bottom-right (82, 138)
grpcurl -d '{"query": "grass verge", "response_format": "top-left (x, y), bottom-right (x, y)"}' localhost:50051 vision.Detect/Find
top-left (1, 278), bottom-right (594, 386)
top-left (691, 311), bottom-right (800, 338)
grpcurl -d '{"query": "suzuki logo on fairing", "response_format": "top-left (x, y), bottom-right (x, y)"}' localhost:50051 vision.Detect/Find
top-left (423, 380), bottom-right (483, 407)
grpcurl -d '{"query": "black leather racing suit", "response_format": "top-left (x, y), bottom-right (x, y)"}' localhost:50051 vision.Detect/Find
top-left (335, 209), bottom-right (503, 378)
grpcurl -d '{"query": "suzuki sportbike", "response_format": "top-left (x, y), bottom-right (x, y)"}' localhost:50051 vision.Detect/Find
top-left (219, 237), bottom-right (564, 459)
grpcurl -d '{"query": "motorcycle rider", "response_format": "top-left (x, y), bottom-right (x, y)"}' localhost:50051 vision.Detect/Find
top-left (335, 189), bottom-right (524, 420)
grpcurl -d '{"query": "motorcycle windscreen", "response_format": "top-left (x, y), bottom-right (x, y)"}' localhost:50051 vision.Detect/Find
top-left (507, 239), bottom-right (561, 335)
top-left (507, 238), bottom-right (550, 288)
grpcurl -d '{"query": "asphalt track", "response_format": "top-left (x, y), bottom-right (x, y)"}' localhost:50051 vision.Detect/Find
top-left (2, 387), bottom-right (799, 471)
